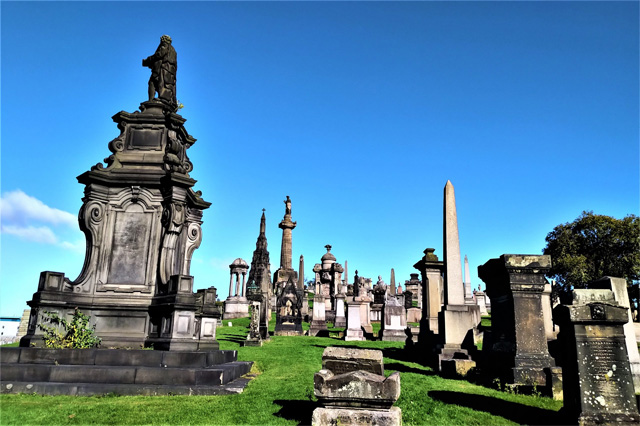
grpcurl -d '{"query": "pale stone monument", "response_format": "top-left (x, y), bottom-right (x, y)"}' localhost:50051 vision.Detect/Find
top-left (310, 292), bottom-right (328, 337)
top-left (381, 296), bottom-right (407, 342)
top-left (554, 289), bottom-right (640, 425)
top-left (463, 255), bottom-right (474, 305)
top-left (541, 282), bottom-right (556, 340)
top-left (299, 255), bottom-right (309, 317)
top-left (474, 285), bottom-right (489, 316)
top-left (223, 258), bottom-right (249, 319)
top-left (389, 268), bottom-right (397, 296)
top-left (437, 181), bottom-right (479, 368)
top-left (414, 248), bottom-right (444, 334)
top-left (345, 299), bottom-right (365, 341)
top-left (273, 196), bottom-right (298, 291)
top-left (312, 245), bottom-right (345, 316)
top-left (403, 273), bottom-right (422, 308)
top-left (312, 347), bottom-right (401, 426)
top-left (478, 254), bottom-right (556, 389)
top-left (20, 41), bottom-right (215, 350)
top-left (334, 293), bottom-right (347, 328)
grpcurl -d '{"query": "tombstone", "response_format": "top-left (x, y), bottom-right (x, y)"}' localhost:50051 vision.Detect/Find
top-left (247, 279), bottom-right (270, 341)
top-left (310, 293), bottom-right (329, 337)
top-left (554, 289), bottom-right (640, 425)
top-left (243, 301), bottom-right (263, 346)
top-left (414, 249), bottom-right (444, 335)
top-left (403, 273), bottom-right (422, 308)
top-left (478, 254), bottom-right (556, 389)
top-left (381, 297), bottom-right (407, 342)
top-left (274, 277), bottom-right (303, 336)
top-left (312, 245), bottom-right (345, 320)
top-left (312, 347), bottom-right (401, 426)
top-left (474, 286), bottom-right (489, 316)
top-left (403, 290), bottom-right (414, 310)
top-left (20, 37), bottom-right (213, 351)
top-left (590, 276), bottom-right (640, 392)
top-left (345, 299), bottom-right (365, 341)
top-left (334, 293), bottom-right (347, 328)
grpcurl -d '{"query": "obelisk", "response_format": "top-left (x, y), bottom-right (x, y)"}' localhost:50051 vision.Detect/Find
top-left (390, 268), bottom-right (396, 295)
top-left (464, 255), bottom-right (474, 304)
top-left (443, 180), bottom-right (464, 306)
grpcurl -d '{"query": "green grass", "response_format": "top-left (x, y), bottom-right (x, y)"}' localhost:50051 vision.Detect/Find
top-left (0, 314), bottom-right (562, 425)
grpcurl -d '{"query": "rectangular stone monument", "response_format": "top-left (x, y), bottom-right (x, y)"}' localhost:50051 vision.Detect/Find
top-left (345, 300), bottom-right (365, 341)
top-left (334, 294), bottom-right (346, 328)
top-left (381, 297), bottom-right (407, 342)
top-left (554, 289), bottom-right (640, 425)
top-left (309, 293), bottom-right (329, 336)
top-left (478, 254), bottom-right (556, 388)
top-left (590, 276), bottom-right (640, 392)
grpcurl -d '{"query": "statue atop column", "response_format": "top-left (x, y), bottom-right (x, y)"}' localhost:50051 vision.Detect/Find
top-left (143, 35), bottom-right (178, 110)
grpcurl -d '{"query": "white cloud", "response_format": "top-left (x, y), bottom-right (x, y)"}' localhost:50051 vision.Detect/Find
top-left (0, 190), bottom-right (76, 227)
top-left (58, 239), bottom-right (86, 253)
top-left (1, 225), bottom-right (58, 244)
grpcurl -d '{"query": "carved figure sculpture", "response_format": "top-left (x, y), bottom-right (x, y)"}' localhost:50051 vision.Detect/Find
top-left (143, 35), bottom-right (177, 109)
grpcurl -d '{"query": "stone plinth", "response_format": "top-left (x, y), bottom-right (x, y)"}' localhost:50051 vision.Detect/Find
top-left (414, 248), bottom-right (444, 336)
top-left (223, 298), bottom-right (249, 319)
top-left (478, 254), bottom-right (555, 387)
top-left (312, 347), bottom-right (401, 426)
top-left (407, 307), bottom-right (421, 323)
top-left (310, 293), bottom-right (328, 336)
top-left (554, 289), bottom-right (640, 425)
top-left (345, 300), bottom-right (365, 341)
top-left (475, 291), bottom-right (488, 316)
top-left (358, 296), bottom-right (373, 334)
top-left (334, 294), bottom-right (346, 328)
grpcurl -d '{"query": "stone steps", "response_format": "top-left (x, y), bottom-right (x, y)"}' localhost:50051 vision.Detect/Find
top-left (0, 347), bottom-right (253, 396)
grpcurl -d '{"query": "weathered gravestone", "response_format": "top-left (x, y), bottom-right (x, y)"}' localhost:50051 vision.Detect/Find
top-left (554, 289), bottom-right (640, 425)
top-left (478, 254), bottom-right (556, 389)
top-left (243, 301), bottom-right (262, 347)
top-left (274, 277), bottom-right (303, 336)
top-left (20, 35), bottom-right (215, 351)
top-left (312, 347), bottom-right (401, 426)
top-left (381, 296), bottom-right (407, 342)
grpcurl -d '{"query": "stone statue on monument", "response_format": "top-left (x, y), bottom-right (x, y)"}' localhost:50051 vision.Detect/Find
top-left (284, 196), bottom-right (292, 216)
top-left (143, 35), bottom-right (177, 109)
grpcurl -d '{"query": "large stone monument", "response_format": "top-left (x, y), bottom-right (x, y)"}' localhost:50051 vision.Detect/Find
top-left (245, 210), bottom-right (272, 340)
top-left (554, 289), bottom-right (640, 425)
top-left (312, 347), bottom-right (401, 426)
top-left (223, 258), bottom-right (249, 319)
top-left (414, 248), bottom-right (444, 335)
top-left (436, 181), bottom-right (479, 367)
top-left (478, 254), bottom-right (556, 389)
top-left (381, 296), bottom-right (407, 342)
top-left (312, 245), bottom-right (345, 316)
top-left (21, 36), bottom-right (214, 351)
top-left (273, 196), bottom-right (298, 291)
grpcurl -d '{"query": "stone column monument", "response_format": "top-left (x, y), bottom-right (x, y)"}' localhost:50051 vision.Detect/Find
top-left (414, 248), bottom-right (444, 334)
top-left (21, 37), bottom-right (212, 350)
top-left (273, 196), bottom-right (298, 291)
top-left (223, 258), bottom-right (249, 319)
top-left (478, 254), bottom-right (556, 389)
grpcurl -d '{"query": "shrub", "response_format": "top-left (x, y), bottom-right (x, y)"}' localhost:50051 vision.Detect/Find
top-left (38, 308), bottom-right (101, 349)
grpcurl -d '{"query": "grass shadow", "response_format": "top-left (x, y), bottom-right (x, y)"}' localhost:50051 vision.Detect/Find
top-left (428, 390), bottom-right (566, 425)
top-left (384, 361), bottom-right (435, 376)
top-left (273, 399), bottom-right (318, 426)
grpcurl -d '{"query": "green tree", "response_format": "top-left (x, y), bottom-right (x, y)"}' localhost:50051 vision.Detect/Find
top-left (543, 211), bottom-right (640, 294)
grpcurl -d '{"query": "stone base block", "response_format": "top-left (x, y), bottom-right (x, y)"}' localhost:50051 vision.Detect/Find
top-left (334, 317), bottom-right (347, 328)
top-left (578, 412), bottom-right (640, 426)
top-left (406, 308), bottom-right (421, 323)
top-left (345, 329), bottom-right (364, 341)
top-left (223, 299), bottom-right (249, 319)
top-left (549, 366), bottom-right (563, 401)
top-left (309, 321), bottom-right (329, 337)
top-left (275, 330), bottom-right (303, 336)
top-left (441, 359), bottom-right (476, 378)
top-left (242, 339), bottom-right (262, 347)
top-left (312, 407), bottom-right (401, 426)
top-left (381, 329), bottom-right (406, 342)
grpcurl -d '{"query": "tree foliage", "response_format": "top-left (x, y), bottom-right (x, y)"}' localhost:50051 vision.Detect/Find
top-left (543, 211), bottom-right (640, 292)
top-left (37, 308), bottom-right (102, 349)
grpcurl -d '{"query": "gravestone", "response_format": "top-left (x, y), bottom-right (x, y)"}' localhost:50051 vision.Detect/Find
top-left (312, 347), bottom-right (401, 426)
top-left (345, 299), bottom-right (365, 341)
top-left (310, 293), bottom-right (329, 336)
top-left (554, 289), bottom-right (640, 425)
top-left (381, 297), bottom-right (407, 342)
top-left (243, 301), bottom-right (262, 346)
top-left (478, 254), bottom-right (556, 388)
top-left (20, 36), bottom-right (213, 351)
top-left (334, 293), bottom-right (347, 328)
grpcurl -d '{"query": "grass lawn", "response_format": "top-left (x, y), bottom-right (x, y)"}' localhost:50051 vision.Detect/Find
top-left (0, 315), bottom-right (562, 425)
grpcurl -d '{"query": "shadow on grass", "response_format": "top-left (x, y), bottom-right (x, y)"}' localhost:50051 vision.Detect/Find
top-left (384, 361), bottom-right (434, 376)
top-left (273, 399), bottom-right (318, 425)
top-left (428, 390), bottom-right (566, 425)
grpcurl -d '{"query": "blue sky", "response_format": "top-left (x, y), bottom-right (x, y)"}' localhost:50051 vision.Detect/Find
top-left (1, 1), bottom-right (638, 318)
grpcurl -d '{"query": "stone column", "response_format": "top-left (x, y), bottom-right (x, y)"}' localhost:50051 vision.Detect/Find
top-left (298, 255), bottom-right (304, 290)
top-left (235, 272), bottom-right (241, 297)
top-left (443, 180), bottom-right (464, 306)
top-left (478, 254), bottom-right (555, 387)
top-left (241, 272), bottom-right (247, 298)
top-left (414, 248), bottom-right (444, 335)
top-left (464, 255), bottom-right (474, 304)
top-left (229, 274), bottom-right (234, 298)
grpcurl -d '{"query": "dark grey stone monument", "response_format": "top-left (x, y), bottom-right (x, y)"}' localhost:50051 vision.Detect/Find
top-left (274, 277), bottom-right (303, 336)
top-left (21, 36), bottom-right (213, 351)
top-left (478, 254), bottom-right (556, 388)
top-left (554, 289), bottom-right (640, 425)
top-left (246, 210), bottom-right (272, 340)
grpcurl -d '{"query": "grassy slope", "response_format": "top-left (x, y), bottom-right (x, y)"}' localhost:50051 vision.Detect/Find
top-left (0, 316), bottom-right (562, 425)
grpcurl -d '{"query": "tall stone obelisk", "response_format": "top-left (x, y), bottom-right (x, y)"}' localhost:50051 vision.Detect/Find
top-left (390, 268), bottom-right (396, 295)
top-left (443, 180), bottom-right (464, 306)
top-left (298, 255), bottom-right (304, 290)
top-left (464, 255), bottom-right (474, 304)
top-left (438, 180), bottom-right (480, 372)
top-left (273, 196), bottom-right (298, 289)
